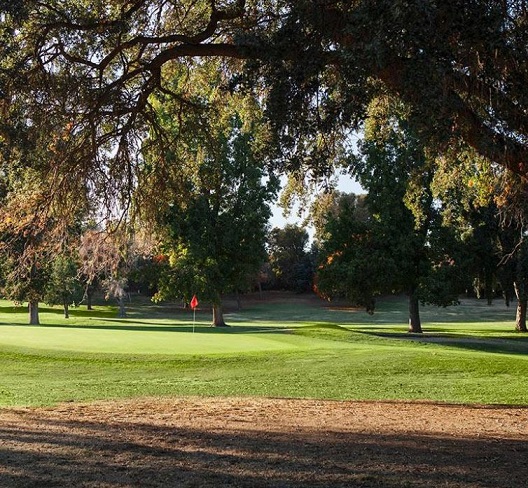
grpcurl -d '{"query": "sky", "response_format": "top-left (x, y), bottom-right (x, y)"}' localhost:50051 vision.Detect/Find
top-left (269, 172), bottom-right (364, 233)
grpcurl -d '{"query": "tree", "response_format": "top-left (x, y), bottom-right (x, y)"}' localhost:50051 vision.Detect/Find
top-left (427, 145), bottom-right (501, 305)
top-left (317, 98), bottom-right (463, 332)
top-left (149, 62), bottom-right (278, 326)
top-left (153, 124), bottom-right (276, 324)
top-left (1, 1), bottom-right (527, 223)
top-left (314, 193), bottom-right (381, 314)
top-left (44, 254), bottom-right (83, 318)
top-left (494, 175), bottom-right (528, 332)
top-left (0, 170), bottom-right (61, 325)
top-left (511, 239), bottom-right (528, 332)
top-left (78, 227), bottom-right (148, 318)
top-left (429, 144), bottom-right (528, 331)
top-left (0, 53), bottom-right (91, 324)
top-left (267, 225), bottom-right (314, 293)
top-left (0, 252), bottom-right (49, 326)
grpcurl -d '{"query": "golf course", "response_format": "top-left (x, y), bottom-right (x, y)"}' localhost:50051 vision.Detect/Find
top-left (0, 293), bottom-right (527, 407)
top-left (0, 293), bottom-right (526, 487)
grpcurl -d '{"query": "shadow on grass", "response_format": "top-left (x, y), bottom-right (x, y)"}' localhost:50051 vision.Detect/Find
top-left (359, 330), bottom-right (528, 356)
top-left (0, 411), bottom-right (525, 488)
top-left (0, 295), bottom-right (519, 326)
top-left (0, 305), bottom-right (118, 319)
top-left (0, 320), bottom-right (291, 335)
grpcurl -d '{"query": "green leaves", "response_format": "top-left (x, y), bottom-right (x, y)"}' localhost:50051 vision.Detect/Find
top-left (316, 96), bottom-right (465, 322)
top-left (148, 60), bottom-right (277, 308)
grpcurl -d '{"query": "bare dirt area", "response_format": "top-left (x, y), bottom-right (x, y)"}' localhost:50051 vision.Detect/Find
top-left (0, 397), bottom-right (526, 487)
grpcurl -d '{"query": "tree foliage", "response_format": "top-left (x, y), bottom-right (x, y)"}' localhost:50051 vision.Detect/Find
top-left (79, 227), bottom-right (151, 317)
top-left (0, 1), bottom-right (527, 219)
top-left (150, 63), bottom-right (278, 325)
top-left (0, 170), bottom-right (63, 324)
top-left (1, 1), bottom-right (528, 331)
top-left (267, 225), bottom-right (313, 293)
top-left (44, 254), bottom-right (83, 318)
top-left (316, 97), bottom-right (464, 331)
top-left (314, 193), bottom-right (381, 313)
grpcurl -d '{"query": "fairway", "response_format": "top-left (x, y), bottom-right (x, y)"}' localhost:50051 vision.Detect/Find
top-left (0, 294), bottom-right (527, 407)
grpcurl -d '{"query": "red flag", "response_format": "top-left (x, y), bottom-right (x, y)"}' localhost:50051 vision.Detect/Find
top-left (190, 295), bottom-right (199, 310)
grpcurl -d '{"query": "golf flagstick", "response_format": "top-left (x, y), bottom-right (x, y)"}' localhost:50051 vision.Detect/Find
top-left (190, 295), bottom-right (198, 333)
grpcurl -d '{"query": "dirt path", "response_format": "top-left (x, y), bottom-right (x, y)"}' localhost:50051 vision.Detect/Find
top-left (0, 397), bottom-right (526, 487)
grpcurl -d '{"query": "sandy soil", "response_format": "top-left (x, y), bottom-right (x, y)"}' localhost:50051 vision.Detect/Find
top-left (0, 397), bottom-right (526, 487)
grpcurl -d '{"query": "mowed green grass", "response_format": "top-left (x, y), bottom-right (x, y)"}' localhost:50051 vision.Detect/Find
top-left (0, 295), bottom-right (527, 407)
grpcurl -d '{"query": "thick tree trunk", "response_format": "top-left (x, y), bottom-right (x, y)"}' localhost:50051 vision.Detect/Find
top-left (513, 282), bottom-right (528, 332)
top-left (408, 293), bottom-right (423, 333)
top-left (63, 301), bottom-right (69, 319)
top-left (28, 301), bottom-right (40, 325)
top-left (212, 303), bottom-right (229, 327)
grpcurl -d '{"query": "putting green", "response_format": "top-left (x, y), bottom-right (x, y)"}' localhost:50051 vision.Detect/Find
top-left (0, 323), bottom-right (353, 355)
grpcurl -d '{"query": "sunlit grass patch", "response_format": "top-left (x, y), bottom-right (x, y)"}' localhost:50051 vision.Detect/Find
top-left (0, 294), bottom-right (526, 407)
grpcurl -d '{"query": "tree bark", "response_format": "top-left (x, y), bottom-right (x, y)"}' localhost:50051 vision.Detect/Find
top-left (28, 301), bottom-right (40, 325)
top-left (86, 288), bottom-right (93, 311)
top-left (515, 298), bottom-right (528, 332)
top-left (63, 301), bottom-right (69, 319)
top-left (408, 293), bottom-right (423, 333)
top-left (513, 282), bottom-right (528, 332)
top-left (212, 303), bottom-right (229, 327)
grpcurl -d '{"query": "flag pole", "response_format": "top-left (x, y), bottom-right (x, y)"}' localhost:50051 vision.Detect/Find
top-left (190, 295), bottom-right (198, 333)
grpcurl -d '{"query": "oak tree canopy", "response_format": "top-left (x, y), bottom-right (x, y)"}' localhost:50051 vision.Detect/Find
top-left (0, 1), bottom-right (527, 215)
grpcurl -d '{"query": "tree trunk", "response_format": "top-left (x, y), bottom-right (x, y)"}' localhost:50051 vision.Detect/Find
top-left (63, 301), bottom-right (69, 319)
top-left (408, 293), bottom-right (423, 333)
top-left (28, 301), bottom-right (40, 325)
top-left (212, 303), bottom-right (229, 327)
top-left (86, 288), bottom-right (93, 311)
top-left (515, 299), bottom-right (527, 332)
top-left (514, 282), bottom-right (528, 332)
top-left (117, 296), bottom-right (127, 318)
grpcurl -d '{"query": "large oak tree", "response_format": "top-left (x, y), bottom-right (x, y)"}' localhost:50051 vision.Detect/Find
top-left (0, 1), bottom-right (527, 217)
top-left (317, 96), bottom-right (467, 332)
